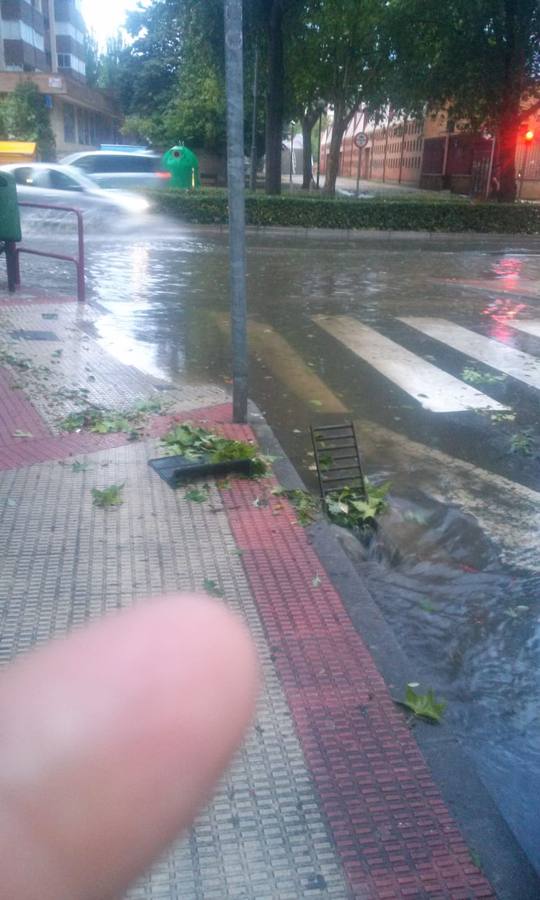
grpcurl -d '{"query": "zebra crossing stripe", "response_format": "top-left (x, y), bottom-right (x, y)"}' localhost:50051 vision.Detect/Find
top-left (399, 318), bottom-right (540, 391)
top-left (509, 320), bottom-right (540, 340)
top-left (312, 316), bottom-right (507, 413)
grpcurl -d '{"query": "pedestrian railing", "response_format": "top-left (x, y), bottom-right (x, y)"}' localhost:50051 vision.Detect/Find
top-left (15, 201), bottom-right (86, 303)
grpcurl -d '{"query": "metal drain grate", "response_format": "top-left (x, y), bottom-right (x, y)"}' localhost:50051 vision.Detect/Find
top-left (310, 421), bottom-right (367, 498)
top-left (9, 330), bottom-right (60, 342)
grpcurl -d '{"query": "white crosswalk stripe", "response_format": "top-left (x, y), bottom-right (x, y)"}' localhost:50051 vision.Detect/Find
top-left (508, 320), bottom-right (540, 340)
top-left (399, 317), bottom-right (540, 391)
top-left (312, 315), bottom-right (507, 413)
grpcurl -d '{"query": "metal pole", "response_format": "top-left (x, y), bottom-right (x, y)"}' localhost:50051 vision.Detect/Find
top-left (382, 120), bottom-right (390, 183)
top-left (76, 209), bottom-right (85, 303)
top-left (398, 119), bottom-right (406, 184)
top-left (224, 0), bottom-right (248, 423)
top-left (485, 133), bottom-right (497, 200)
top-left (316, 111), bottom-right (323, 189)
top-left (289, 122), bottom-right (295, 183)
top-left (442, 132), bottom-right (450, 187)
top-left (250, 44), bottom-right (259, 191)
top-left (518, 141), bottom-right (530, 200)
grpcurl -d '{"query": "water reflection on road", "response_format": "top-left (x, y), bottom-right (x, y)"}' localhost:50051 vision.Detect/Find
top-left (19, 214), bottom-right (540, 873)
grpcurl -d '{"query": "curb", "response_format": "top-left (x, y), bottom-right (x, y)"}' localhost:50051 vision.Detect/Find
top-left (167, 222), bottom-right (540, 247)
top-left (250, 410), bottom-right (540, 900)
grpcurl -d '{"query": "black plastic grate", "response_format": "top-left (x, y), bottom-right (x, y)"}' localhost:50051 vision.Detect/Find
top-left (310, 421), bottom-right (367, 498)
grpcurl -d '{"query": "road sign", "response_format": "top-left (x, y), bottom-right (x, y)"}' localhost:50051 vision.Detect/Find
top-left (354, 132), bottom-right (368, 149)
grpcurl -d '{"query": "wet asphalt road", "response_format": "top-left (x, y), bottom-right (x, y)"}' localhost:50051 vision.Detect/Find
top-left (18, 214), bottom-right (540, 874)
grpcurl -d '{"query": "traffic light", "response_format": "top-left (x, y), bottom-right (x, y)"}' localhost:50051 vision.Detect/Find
top-left (524, 129), bottom-right (534, 143)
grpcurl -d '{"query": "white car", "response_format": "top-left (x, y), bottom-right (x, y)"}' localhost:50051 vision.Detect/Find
top-left (61, 150), bottom-right (165, 189)
top-left (0, 163), bottom-right (150, 216)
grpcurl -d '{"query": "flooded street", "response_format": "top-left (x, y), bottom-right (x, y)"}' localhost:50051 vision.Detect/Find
top-left (19, 214), bottom-right (540, 874)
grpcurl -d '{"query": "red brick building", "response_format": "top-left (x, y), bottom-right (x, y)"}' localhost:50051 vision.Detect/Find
top-left (320, 106), bottom-right (540, 200)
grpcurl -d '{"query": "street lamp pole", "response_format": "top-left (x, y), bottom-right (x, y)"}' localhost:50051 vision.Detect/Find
top-left (250, 44), bottom-right (259, 192)
top-left (289, 121), bottom-right (296, 184)
top-left (224, 0), bottom-right (248, 423)
top-left (316, 111), bottom-right (323, 189)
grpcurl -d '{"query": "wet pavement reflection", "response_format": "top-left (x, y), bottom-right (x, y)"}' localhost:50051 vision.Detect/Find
top-left (19, 212), bottom-right (540, 873)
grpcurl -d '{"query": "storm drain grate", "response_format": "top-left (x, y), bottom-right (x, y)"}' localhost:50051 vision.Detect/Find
top-left (310, 421), bottom-right (367, 498)
top-left (9, 330), bottom-right (60, 342)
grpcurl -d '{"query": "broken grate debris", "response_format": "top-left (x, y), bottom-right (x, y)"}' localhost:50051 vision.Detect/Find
top-left (148, 454), bottom-right (253, 489)
top-left (311, 421), bottom-right (367, 498)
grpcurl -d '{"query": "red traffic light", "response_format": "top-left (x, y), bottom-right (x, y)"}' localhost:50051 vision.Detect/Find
top-left (524, 129), bottom-right (534, 143)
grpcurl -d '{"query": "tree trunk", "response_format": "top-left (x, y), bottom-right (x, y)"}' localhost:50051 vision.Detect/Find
top-left (265, 0), bottom-right (284, 195)
top-left (301, 110), bottom-right (319, 190)
top-left (498, 105), bottom-right (520, 202)
top-left (323, 108), bottom-right (349, 198)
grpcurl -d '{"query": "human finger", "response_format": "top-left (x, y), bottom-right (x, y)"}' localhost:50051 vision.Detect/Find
top-left (0, 594), bottom-right (259, 900)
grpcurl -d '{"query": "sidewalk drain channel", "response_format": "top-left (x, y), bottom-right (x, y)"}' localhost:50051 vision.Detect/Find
top-left (9, 330), bottom-right (60, 342)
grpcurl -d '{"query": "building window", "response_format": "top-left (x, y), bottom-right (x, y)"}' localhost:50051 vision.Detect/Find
top-left (64, 104), bottom-right (76, 143)
top-left (58, 54), bottom-right (71, 70)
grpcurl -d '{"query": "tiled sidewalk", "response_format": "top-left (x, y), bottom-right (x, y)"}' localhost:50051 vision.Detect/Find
top-left (0, 297), bottom-right (495, 899)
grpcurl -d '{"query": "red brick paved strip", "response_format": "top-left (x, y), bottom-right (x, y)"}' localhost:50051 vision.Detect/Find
top-left (0, 373), bottom-right (233, 471)
top-left (215, 431), bottom-right (494, 900)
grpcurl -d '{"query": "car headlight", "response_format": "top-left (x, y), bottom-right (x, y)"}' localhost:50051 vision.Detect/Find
top-left (114, 194), bottom-right (151, 214)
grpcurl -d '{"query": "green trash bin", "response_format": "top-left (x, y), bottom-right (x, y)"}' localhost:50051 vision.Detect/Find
top-left (0, 171), bottom-right (22, 292)
top-left (161, 145), bottom-right (201, 190)
top-left (0, 171), bottom-right (22, 242)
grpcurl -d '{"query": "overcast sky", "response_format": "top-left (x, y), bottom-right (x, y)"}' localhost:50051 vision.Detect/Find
top-left (81, 0), bottom-right (146, 45)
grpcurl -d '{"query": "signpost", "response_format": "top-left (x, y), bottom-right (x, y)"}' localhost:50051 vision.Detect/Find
top-left (354, 132), bottom-right (368, 196)
top-left (224, 0), bottom-right (248, 423)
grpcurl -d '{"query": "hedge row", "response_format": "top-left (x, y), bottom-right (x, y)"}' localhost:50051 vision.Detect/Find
top-left (150, 188), bottom-right (540, 234)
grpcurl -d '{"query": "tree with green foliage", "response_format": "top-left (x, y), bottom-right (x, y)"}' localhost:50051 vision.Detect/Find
top-left (386, 0), bottom-right (540, 201)
top-left (84, 31), bottom-right (101, 88)
top-left (295, 0), bottom-right (388, 198)
top-left (2, 81), bottom-right (55, 159)
top-left (119, 0), bottom-right (226, 151)
top-left (285, 4), bottom-right (326, 189)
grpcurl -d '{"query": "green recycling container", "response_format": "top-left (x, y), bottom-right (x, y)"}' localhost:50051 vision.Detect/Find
top-left (161, 145), bottom-right (201, 190)
top-left (0, 171), bottom-right (21, 242)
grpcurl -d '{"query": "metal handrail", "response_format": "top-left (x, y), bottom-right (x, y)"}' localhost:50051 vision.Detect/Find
top-left (15, 201), bottom-right (85, 302)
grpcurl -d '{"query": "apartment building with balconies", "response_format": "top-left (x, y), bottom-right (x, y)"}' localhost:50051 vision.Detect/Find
top-left (0, 0), bottom-right (120, 155)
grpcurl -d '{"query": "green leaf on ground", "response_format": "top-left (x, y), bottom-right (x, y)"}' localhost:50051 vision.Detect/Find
top-left (510, 430), bottom-right (534, 456)
top-left (462, 366), bottom-right (506, 385)
top-left (490, 410), bottom-right (516, 424)
top-left (91, 483), bottom-right (124, 508)
top-left (504, 605), bottom-right (529, 619)
top-left (203, 578), bottom-right (224, 598)
top-left (469, 849), bottom-right (482, 871)
top-left (185, 486), bottom-right (209, 503)
top-left (325, 480), bottom-right (391, 531)
top-left (71, 461), bottom-right (90, 473)
top-left (271, 488), bottom-right (320, 526)
top-left (400, 685), bottom-right (446, 723)
top-left (419, 598), bottom-right (439, 613)
top-left (134, 397), bottom-right (164, 414)
top-left (404, 509), bottom-right (430, 525)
